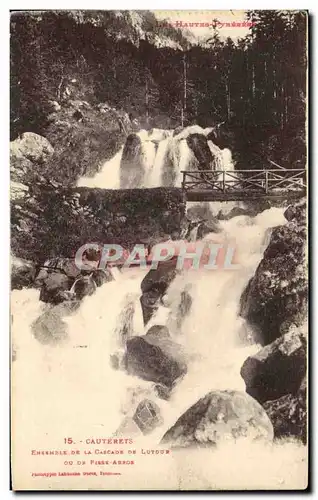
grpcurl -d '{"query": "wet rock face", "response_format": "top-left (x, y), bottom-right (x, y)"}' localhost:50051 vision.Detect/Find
top-left (197, 220), bottom-right (221, 238)
top-left (161, 390), bottom-right (274, 448)
top-left (181, 216), bottom-right (221, 241)
top-left (284, 200), bottom-right (306, 223)
top-left (34, 257), bottom-right (113, 304)
top-left (175, 287), bottom-right (192, 331)
top-left (31, 264), bottom-right (114, 344)
top-left (173, 126), bottom-right (184, 137)
top-left (120, 133), bottom-right (144, 188)
top-left (32, 301), bottom-right (79, 345)
top-left (206, 124), bottom-right (235, 150)
top-left (241, 327), bottom-right (307, 404)
top-left (186, 133), bottom-right (214, 171)
top-left (34, 258), bottom-right (80, 304)
top-left (124, 328), bottom-right (187, 389)
top-left (263, 378), bottom-right (307, 444)
top-left (145, 325), bottom-right (170, 339)
top-left (140, 291), bottom-right (161, 326)
top-left (240, 198), bottom-right (307, 345)
top-left (132, 399), bottom-right (163, 435)
top-left (71, 275), bottom-right (97, 300)
top-left (11, 256), bottom-right (37, 290)
top-left (10, 132), bottom-right (54, 173)
top-left (140, 257), bottom-right (179, 325)
top-left (217, 205), bottom-right (266, 220)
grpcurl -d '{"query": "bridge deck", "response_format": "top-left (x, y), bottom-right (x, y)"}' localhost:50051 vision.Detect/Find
top-left (181, 169), bottom-right (306, 202)
top-left (185, 189), bottom-right (306, 202)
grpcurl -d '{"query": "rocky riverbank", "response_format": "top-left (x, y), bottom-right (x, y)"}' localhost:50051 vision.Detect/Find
top-left (239, 199), bottom-right (307, 443)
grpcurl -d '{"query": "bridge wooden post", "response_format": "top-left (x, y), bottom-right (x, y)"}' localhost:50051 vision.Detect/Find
top-left (265, 170), bottom-right (269, 193)
top-left (181, 171), bottom-right (185, 191)
top-left (223, 170), bottom-right (225, 193)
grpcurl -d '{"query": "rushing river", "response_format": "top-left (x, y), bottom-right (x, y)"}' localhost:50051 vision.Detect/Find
top-left (11, 129), bottom-right (307, 489)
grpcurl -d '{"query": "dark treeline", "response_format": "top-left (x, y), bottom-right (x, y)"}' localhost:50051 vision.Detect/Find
top-left (11, 10), bottom-right (307, 170)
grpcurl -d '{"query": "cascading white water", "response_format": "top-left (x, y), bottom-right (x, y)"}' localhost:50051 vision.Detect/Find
top-left (175, 139), bottom-right (198, 187)
top-left (140, 141), bottom-right (157, 184)
top-left (146, 138), bottom-right (170, 188)
top-left (77, 147), bottom-right (123, 189)
top-left (11, 207), bottom-right (307, 489)
top-left (77, 127), bottom-right (232, 190)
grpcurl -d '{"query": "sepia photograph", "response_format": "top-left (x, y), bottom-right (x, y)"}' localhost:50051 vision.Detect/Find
top-left (10, 9), bottom-right (308, 491)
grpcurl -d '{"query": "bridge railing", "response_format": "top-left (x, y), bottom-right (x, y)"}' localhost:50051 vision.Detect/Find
top-left (181, 169), bottom-right (306, 194)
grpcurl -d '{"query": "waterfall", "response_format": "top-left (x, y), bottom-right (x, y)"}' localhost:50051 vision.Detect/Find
top-left (77, 127), bottom-right (233, 190)
top-left (146, 138), bottom-right (169, 188)
top-left (11, 207), bottom-right (306, 489)
top-left (16, 126), bottom-right (306, 488)
top-left (140, 141), bottom-right (157, 186)
top-left (174, 139), bottom-right (198, 187)
top-left (77, 147), bottom-right (123, 189)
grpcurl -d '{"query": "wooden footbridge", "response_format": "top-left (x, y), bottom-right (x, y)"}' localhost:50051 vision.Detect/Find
top-left (181, 168), bottom-right (306, 202)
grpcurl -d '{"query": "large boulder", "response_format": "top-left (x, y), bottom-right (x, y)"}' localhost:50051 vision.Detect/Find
top-left (240, 198), bottom-right (307, 345)
top-left (145, 325), bottom-right (187, 364)
top-left (263, 377), bottom-right (307, 444)
top-left (241, 327), bottom-right (307, 403)
top-left (284, 199), bottom-right (306, 223)
top-left (34, 257), bottom-right (80, 304)
top-left (11, 256), bottom-right (37, 290)
top-left (161, 390), bottom-right (274, 448)
top-left (206, 123), bottom-right (235, 150)
top-left (34, 257), bottom-right (113, 304)
top-left (10, 132), bottom-right (54, 171)
top-left (32, 301), bottom-right (79, 345)
top-left (10, 152), bottom-right (34, 184)
top-left (186, 133), bottom-right (214, 171)
top-left (181, 216), bottom-right (221, 241)
top-left (10, 133), bottom-right (54, 195)
top-left (120, 133), bottom-right (144, 188)
top-left (132, 399), bottom-right (163, 435)
top-left (10, 181), bottom-right (30, 202)
top-left (124, 326), bottom-right (187, 389)
top-left (140, 257), bottom-right (179, 325)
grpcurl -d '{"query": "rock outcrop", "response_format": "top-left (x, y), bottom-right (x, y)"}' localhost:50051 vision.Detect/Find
top-left (10, 132), bottom-right (54, 175)
top-left (132, 399), bottom-right (163, 435)
top-left (140, 257), bottom-right (179, 325)
top-left (240, 198), bottom-right (307, 345)
top-left (124, 326), bottom-right (187, 389)
top-left (115, 397), bottom-right (164, 438)
top-left (161, 390), bottom-right (274, 448)
top-left (241, 326), bottom-right (307, 404)
top-left (180, 216), bottom-right (221, 241)
top-left (11, 256), bottom-right (37, 290)
top-left (34, 257), bottom-right (113, 304)
top-left (44, 99), bottom-right (130, 183)
top-left (186, 133), bottom-right (215, 171)
top-left (263, 377), bottom-right (307, 444)
top-left (32, 301), bottom-right (79, 345)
